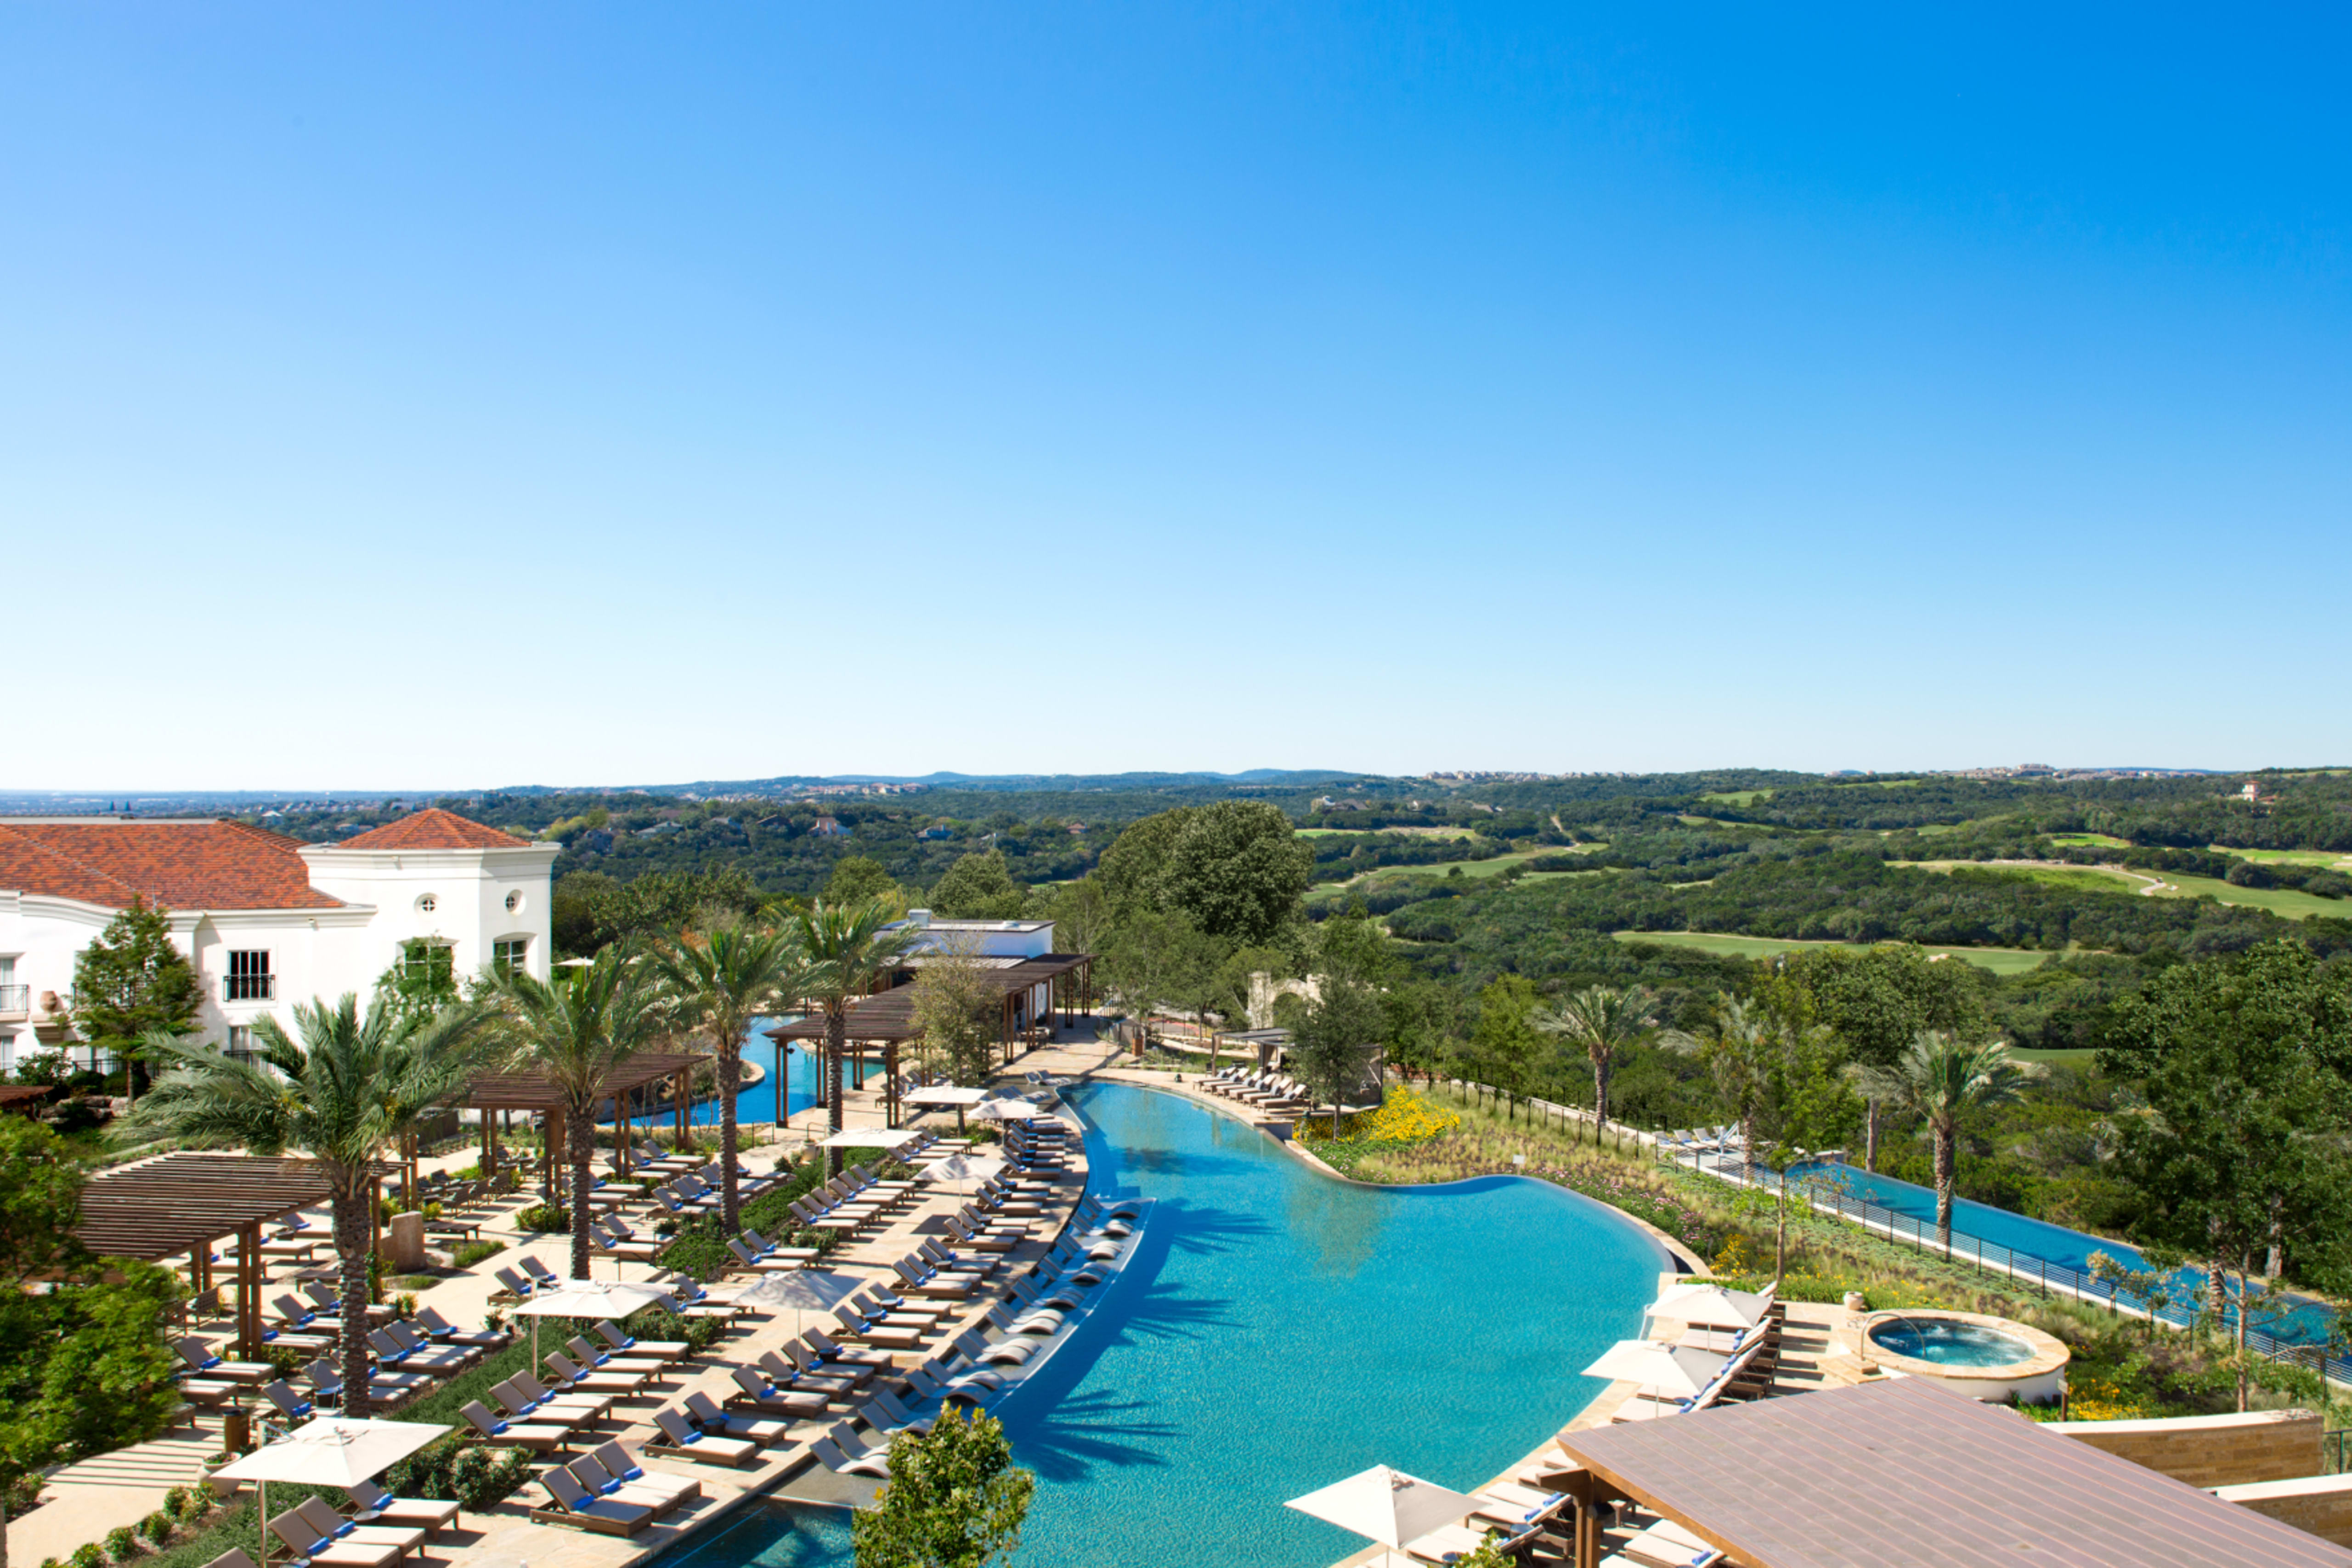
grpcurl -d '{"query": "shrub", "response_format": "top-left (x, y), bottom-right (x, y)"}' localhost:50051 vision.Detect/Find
top-left (105, 1526), bottom-right (139, 1561)
top-left (138, 1512), bottom-right (173, 1547)
top-left (452, 1238), bottom-right (506, 1269)
top-left (514, 1205), bottom-right (569, 1233)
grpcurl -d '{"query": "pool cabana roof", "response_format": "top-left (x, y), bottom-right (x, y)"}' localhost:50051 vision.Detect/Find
top-left (1552, 1377), bottom-right (2352, 1568)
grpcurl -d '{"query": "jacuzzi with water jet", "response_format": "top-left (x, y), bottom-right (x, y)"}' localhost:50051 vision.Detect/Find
top-left (1861, 1309), bottom-right (2069, 1404)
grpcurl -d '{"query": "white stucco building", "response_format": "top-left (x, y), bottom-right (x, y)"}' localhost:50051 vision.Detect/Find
top-left (0, 808), bottom-right (555, 1070)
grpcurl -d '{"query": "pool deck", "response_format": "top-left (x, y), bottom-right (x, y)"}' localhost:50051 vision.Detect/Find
top-left (10, 1032), bottom-right (1104, 1568)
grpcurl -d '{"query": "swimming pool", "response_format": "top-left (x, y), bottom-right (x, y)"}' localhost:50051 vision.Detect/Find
top-left (659, 1079), bottom-right (1668, 1568)
top-left (608, 1021), bottom-right (838, 1132)
top-left (1779, 1160), bottom-right (2335, 1345)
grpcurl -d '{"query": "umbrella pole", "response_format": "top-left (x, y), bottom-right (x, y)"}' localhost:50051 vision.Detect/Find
top-left (259, 1479), bottom-right (266, 1564)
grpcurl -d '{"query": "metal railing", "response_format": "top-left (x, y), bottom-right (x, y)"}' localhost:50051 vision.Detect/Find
top-left (0, 984), bottom-right (28, 1013)
top-left (223, 972), bottom-right (275, 1002)
top-left (1666, 1143), bottom-right (2352, 1389)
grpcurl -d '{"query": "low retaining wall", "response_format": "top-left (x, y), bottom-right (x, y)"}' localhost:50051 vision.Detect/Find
top-left (2215, 1474), bottom-right (2352, 1547)
top-left (2047, 1408), bottom-right (2323, 1489)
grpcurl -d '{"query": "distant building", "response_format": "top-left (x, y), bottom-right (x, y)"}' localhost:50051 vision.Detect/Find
top-left (916, 825), bottom-right (956, 841)
top-left (2241, 781), bottom-right (2262, 802)
top-left (810, 817), bottom-right (851, 838)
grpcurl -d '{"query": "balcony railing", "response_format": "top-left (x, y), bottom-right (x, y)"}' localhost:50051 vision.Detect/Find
top-left (223, 973), bottom-right (276, 1002)
top-left (0, 984), bottom-right (28, 1014)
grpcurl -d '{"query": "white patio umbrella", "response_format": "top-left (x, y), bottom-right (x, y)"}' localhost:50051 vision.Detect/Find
top-left (215, 1416), bottom-right (449, 1563)
top-left (918, 1153), bottom-right (1008, 1194)
top-left (1285, 1464), bottom-right (1479, 1567)
top-left (969, 1098), bottom-right (1046, 1123)
top-left (738, 1267), bottom-right (864, 1339)
top-left (513, 1279), bottom-right (676, 1368)
top-left (1581, 1339), bottom-right (1728, 1408)
top-left (1645, 1283), bottom-right (1770, 1334)
top-left (904, 1084), bottom-right (988, 1130)
top-left (820, 1126), bottom-right (922, 1149)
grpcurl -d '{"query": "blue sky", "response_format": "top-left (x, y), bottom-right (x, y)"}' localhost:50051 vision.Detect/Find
top-left (4, 5), bottom-right (2346, 788)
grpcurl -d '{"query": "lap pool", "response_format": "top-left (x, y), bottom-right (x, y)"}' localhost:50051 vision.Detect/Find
top-left (658, 1079), bottom-right (1668, 1568)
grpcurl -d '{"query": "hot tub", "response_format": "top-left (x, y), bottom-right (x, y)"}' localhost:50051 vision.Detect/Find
top-left (1861, 1309), bottom-right (2069, 1404)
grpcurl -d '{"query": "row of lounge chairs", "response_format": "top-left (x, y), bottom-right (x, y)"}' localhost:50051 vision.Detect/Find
top-left (1198, 1066), bottom-right (1316, 1113)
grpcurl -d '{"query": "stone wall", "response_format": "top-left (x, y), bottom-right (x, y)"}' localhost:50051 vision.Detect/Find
top-left (2047, 1408), bottom-right (2323, 1489)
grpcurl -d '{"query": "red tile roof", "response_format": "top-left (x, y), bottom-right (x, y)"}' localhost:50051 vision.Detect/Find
top-left (335, 809), bottom-right (532, 852)
top-left (0, 821), bottom-right (345, 911)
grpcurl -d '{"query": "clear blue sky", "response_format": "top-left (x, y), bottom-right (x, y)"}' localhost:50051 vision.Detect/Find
top-left (5, 5), bottom-right (2346, 788)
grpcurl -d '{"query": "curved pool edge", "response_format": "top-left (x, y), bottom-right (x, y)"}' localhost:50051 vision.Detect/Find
top-left (1075, 1069), bottom-right (1709, 1276)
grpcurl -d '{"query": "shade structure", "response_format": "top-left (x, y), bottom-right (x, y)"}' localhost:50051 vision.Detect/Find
top-left (215, 1417), bottom-right (450, 1564)
top-left (1646, 1283), bottom-right (1770, 1332)
top-left (1286, 1464), bottom-right (1478, 1562)
top-left (919, 1153), bottom-right (1008, 1190)
top-left (969, 1098), bottom-right (1048, 1122)
top-left (820, 1126), bottom-right (923, 1149)
top-left (738, 1268), bottom-right (864, 1338)
top-left (1581, 1339), bottom-right (1727, 1398)
top-left (512, 1280), bottom-right (676, 1365)
top-left (903, 1087), bottom-right (988, 1106)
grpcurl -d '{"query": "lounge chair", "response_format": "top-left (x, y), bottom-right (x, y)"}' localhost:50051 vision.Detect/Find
top-left (413, 1306), bottom-right (504, 1348)
top-left (263, 1507), bottom-right (406, 1568)
top-left (344, 1480), bottom-right (458, 1537)
top-left (769, 1344), bottom-right (869, 1398)
top-left (293, 1497), bottom-right (427, 1561)
top-left (566, 1334), bottom-right (668, 1377)
top-left (812, 1431), bottom-right (892, 1479)
top-left (489, 1267), bottom-right (537, 1303)
top-left (489, 1382), bottom-right (596, 1432)
top-left (262, 1380), bottom-right (317, 1422)
top-left (803, 1327), bottom-right (894, 1371)
top-left (724, 1366), bottom-right (831, 1418)
top-left (594, 1319), bottom-right (689, 1362)
top-left (519, 1257), bottom-right (562, 1290)
top-left (531, 1467), bottom-right (652, 1536)
top-left (461, 1399), bottom-right (572, 1452)
top-left (649, 1408), bottom-right (758, 1467)
top-left (174, 1337), bottom-right (274, 1385)
top-left (506, 1371), bottom-right (615, 1422)
top-left (682, 1390), bottom-right (793, 1446)
top-left (565, 1452), bottom-right (697, 1517)
top-left (543, 1352), bottom-right (652, 1396)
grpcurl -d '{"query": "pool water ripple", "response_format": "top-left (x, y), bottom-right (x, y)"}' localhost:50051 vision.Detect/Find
top-left (667, 1080), bottom-right (1668, 1568)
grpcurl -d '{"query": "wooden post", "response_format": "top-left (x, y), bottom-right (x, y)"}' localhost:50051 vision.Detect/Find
top-left (548, 1113), bottom-right (565, 1212)
top-left (237, 1223), bottom-right (261, 1360)
top-left (675, 1069), bottom-right (689, 1142)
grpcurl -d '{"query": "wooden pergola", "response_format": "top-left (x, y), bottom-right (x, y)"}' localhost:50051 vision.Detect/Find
top-left (769, 953), bottom-right (1094, 1129)
top-left (76, 1153), bottom-right (363, 1360)
top-left (461, 1051), bottom-right (710, 1202)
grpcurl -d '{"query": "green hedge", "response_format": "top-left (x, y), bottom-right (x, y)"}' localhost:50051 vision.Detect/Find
top-left (655, 1149), bottom-right (881, 1280)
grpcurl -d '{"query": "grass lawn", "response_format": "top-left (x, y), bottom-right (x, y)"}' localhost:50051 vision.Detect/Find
top-left (2213, 846), bottom-right (2352, 867)
top-left (2145, 871), bottom-right (2352, 922)
top-left (2010, 1046), bottom-right (2098, 1067)
top-left (1611, 929), bottom-right (2053, 974)
top-left (1312, 848), bottom-right (1552, 896)
top-left (1699, 790), bottom-right (1771, 807)
top-left (1899, 861), bottom-right (2148, 897)
top-left (2047, 832), bottom-right (2132, 849)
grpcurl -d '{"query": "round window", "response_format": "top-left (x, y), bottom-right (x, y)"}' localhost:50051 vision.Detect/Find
top-left (504, 891), bottom-right (524, 914)
top-left (416, 894), bottom-right (437, 914)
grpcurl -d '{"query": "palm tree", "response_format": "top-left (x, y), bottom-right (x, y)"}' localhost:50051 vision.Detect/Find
top-left (1861, 1031), bottom-right (2038, 1248)
top-left (656, 923), bottom-right (800, 1233)
top-left (1531, 984), bottom-right (1656, 1130)
top-left (781, 898), bottom-right (922, 1177)
top-left (116, 996), bottom-right (498, 1416)
top-left (1660, 996), bottom-right (1777, 1173)
top-left (492, 945), bottom-right (674, 1279)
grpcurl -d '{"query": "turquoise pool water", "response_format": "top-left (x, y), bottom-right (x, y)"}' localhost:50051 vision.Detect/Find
top-left (611, 1021), bottom-right (864, 1132)
top-left (1867, 1318), bottom-right (2033, 1368)
top-left (659, 1080), bottom-right (1668, 1568)
top-left (1780, 1160), bottom-right (2335, 1345)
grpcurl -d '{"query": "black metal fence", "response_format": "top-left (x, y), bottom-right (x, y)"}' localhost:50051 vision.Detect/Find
top-left (1664, 1145), bottom-right (2352, 1389)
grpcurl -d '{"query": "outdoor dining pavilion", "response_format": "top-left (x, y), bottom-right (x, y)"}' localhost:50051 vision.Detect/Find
top-left (1550, 1377), bottom-right (2352, 1568)
top-left (461, 1049), bottom-right (710, 1198)
top-left (75, 1152), bottom-right (360, 1360)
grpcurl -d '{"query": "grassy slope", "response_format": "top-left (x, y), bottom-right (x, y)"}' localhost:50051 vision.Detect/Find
top-left (2145, 871), bottom-right (2351, 921)
top-left (1611, 929), bottom-right (2052, 975)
